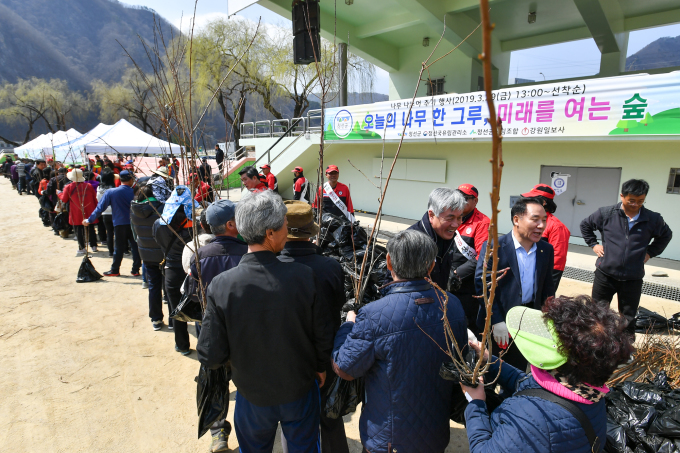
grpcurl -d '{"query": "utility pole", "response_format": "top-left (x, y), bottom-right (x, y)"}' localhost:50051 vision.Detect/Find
top-left (338, 42), bottom-right (348, 106)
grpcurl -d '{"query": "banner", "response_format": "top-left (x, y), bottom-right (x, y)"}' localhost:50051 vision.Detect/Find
top-left (323, 72), bottom-right (680, 141)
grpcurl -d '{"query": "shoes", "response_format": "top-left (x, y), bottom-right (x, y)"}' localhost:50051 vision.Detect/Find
top-left (92, 246), bottom-right (98, 252)
top-left (54, 231), bottom-right (60, 236)
top-left (76, 249), bottom-right (86, 256)
top-left (152, 320), bottom-right (163, 331)
top-left (131, 270), bottom-right (141, 277)
top-left (210, 429), bottom-right (229, 452)
top-left (108, 252), bottom-right (113, 257)
top-left (103, 270), bottom-right (120, 277)
top-left (142, 281), bottom-right (149, 289)
top-left (124, 251), bottom-right (131, 256)
top-left (175, 345), bottom-right (191, 356)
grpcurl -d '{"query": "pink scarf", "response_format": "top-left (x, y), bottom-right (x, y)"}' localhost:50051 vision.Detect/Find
top-left (530, 365), bottom-right (609, 404)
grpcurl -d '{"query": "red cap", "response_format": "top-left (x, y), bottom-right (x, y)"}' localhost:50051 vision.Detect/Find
top-left (457, 184), bottom-right (479, 198)
top-left (189, 172), bottom-right (199, 180)
top-left (292, 166), bottom-right (303, 173)
top-left (260, 164), bottom-right (271, 170)
top-left (522, 184), bottom-right (555, 199)
top-left (326, 165), bottom-right (339, 174)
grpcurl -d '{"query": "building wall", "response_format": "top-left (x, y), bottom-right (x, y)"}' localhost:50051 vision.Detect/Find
top-left (389, 42), bottom-right (473, 100)
top-left (319, 138), bottom-right (680, 260)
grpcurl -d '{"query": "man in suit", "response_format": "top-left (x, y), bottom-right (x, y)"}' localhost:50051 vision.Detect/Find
top-left (475, 197), bottom-right (555, 371)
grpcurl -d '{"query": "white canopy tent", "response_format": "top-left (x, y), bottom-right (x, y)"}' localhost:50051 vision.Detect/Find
top-left (14, 134), bottom-right (48, 159)
top-left (79, 119), bottom-right (180, 157)
top-left (13, 129), bottom-right (83, 161)
top-left (42, 129), bottom-right (82, 161)
top-left (53, 123), bottom-right (113, 163)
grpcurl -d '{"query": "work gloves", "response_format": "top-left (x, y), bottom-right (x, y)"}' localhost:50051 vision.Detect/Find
top-left (493, 322), bottom-right (509, 348)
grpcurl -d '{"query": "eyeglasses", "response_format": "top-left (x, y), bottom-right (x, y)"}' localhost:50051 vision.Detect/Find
top-left (463, 195), bottom-right (476, 202)
top-left (625, 200), bottom-right (646, 206)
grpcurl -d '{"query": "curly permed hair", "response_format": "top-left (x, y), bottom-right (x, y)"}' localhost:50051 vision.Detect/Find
top-left (542, 295), bottom-right (634, 387)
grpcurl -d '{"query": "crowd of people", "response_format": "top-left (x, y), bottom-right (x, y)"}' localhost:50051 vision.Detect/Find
top-left (1, 151), bottom-right (674, 453)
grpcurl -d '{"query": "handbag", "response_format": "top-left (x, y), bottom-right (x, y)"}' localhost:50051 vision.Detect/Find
top-left (170, 275), bottom-right (203, 323)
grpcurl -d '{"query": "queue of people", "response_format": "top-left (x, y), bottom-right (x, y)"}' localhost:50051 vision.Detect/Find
top-left (2, 153), bottom-right (673, 453)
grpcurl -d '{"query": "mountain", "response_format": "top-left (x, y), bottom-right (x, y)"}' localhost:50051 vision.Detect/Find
top-left (0, 0), bottom-right (177, 89)
top-left (625, 35), bottom-right (680, 72)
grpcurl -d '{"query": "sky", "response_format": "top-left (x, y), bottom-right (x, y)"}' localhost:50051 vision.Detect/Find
top-left (121, 0), bottom-right (680, 90)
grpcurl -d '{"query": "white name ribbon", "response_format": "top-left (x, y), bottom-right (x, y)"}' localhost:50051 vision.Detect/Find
top-left (300, 178), bottom-right (309, 203)
top-left (454, 230), bottom-right (477, 261)
top-left (323, 181), bottom-right (355, 222)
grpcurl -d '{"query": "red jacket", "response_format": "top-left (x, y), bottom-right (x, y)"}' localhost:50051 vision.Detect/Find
top-left (58, 182), bottom-right (99, 226)
top-left (543, 212), bottom-right (570, 271)
top-left (313, 182), bottom-right (354, 218)
top-left (252, 182), bottom-right (268, 193)
top-left (451, 208), bottom-right (490, 283)
top-left (194, 181), bottom-right (214, 203)
top-left (265, 172), bottom-right (278, 191)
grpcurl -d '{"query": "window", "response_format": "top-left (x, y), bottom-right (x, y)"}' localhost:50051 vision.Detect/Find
top-left (427, 78), bottom-right (446, 96)
top-left (668, 168), bottom-right (680, 194)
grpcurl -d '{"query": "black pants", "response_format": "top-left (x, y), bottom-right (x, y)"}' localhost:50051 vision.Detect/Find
top-left (165, 266), bottom-right (189, 351)
top-left (102, 215), bottom-right (114, 255)
top-left (552, 269), bottom-right (564, 292)
top-left (592, 269), bottom-right (642, 334)
top-left (111, 224), bottom-right (141, 273)
top-left (97, 220), bottom-right (107, 244)
top-left (74, 224), bottom-right (98, 250)
top-left (145, 262), bottom-right (164, 322)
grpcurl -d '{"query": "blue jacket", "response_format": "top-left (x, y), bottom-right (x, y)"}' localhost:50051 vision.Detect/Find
top-left (88, 184), bottom-right (135, 226)
top-left (333, 280), bottom-right (468, 453)
top-left (465, 359), bottom-right (607, 453)
top-left (475, 232), bottom-right (555, 327)
top-left (189, 235), bottom-right (248, 300)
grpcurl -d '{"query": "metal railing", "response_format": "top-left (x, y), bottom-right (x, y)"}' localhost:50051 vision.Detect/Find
top-left (239, 112), bottom-right (322, 139)
top-left (290, 117), bottom-right (307, 135)
top-left (240, 122), bottom-right (254, 139)
top-left (307, 109), bottom-right (323, 132)
top-left (255, 121), bottom-right (272, 137)
top-left (272, 119), bottom-right (290, 136)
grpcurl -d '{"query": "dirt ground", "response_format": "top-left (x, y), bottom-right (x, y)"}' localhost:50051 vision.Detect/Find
top-left (1, 177), bottom-right (678, 452)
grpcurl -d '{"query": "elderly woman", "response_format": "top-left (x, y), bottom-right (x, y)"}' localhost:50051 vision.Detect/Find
top-left (197, 190), bottom-right (333, 452)
top-left (333, 229), bottom-right (468, 453)
top-left (462, 295), bottom-right (634, 453)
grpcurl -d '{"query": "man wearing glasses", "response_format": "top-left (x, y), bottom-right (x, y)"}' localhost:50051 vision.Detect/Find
top-left (581, 179), bottom-right (672, 335)
top-left (408, 187), bottom-right (467, 290)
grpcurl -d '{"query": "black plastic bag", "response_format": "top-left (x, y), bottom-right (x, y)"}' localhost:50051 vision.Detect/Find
top-left (196, 364), bottom-right (230, 438)
top-left (170, 293), bottom-right (203, 323)
top-left (321, 212), bottom-right (347, 233)
top-left (605, 421), bottom-right (630, 453)
top-left (621, 382), bottom-right (666, 408)
top-left (649, 407), bottom-right (680, 439)
top-left (636, 307), bottom-right (670, 333)
top-left (324, 374), bottom-right (364, 419)
top-left (39, 194), bottom-right (55, 212)
top-left (76, 256), bottom-right (102, 283)
top-left (651, 371), bottom-right (673, 393)
top-left (52, 212), bottom-right (67, 231)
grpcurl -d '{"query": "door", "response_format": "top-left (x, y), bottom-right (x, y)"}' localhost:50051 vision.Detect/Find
top-left (539, 166), bottom-right (621, 236)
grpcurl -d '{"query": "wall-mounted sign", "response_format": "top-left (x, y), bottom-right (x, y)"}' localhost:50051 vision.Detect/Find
top-left (324, 72), bottom-right (680, 141)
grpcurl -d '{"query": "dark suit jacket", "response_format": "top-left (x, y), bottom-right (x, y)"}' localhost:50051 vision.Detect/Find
top-left (475, 232), bottom-right (555, 327)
